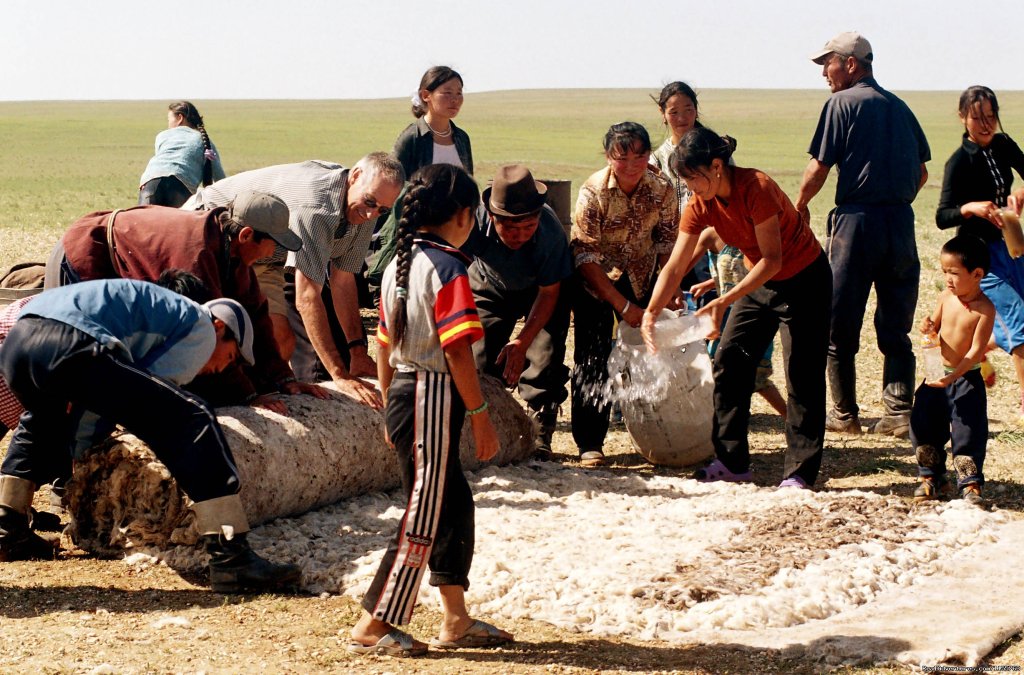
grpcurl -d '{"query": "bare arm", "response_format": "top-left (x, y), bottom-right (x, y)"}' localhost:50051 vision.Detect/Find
top-left (693, 215), bottom-right (783, 341)
top-left (577, 261), bottom-right (644, 328)
top-left (295, 267), bottom-right (382, 408)
top-left (496, 282), bottom-right (560, 386)
top-left (795, 159), bottom-right (831, 224)
top-left (444, 337), bottom-right (499, 461)
top-left (329, 267), bottom-right (376, 377)
top-left (917, 163), bottom-right (928, 195)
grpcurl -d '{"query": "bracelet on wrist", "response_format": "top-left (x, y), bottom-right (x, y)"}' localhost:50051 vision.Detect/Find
top-left (466, 401), bottom-right (489, 416)
top-left (620, 299), bottom-right (631, 315)
top-left (347, 336), bottom-right (368, 350)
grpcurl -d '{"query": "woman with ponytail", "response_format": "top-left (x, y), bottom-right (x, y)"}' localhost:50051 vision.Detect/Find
top-left (138, 101), bottom-right (226, 207)
top-left (367, 67), bottom-right (473, 296)
top-left (349, 164), bottom-right (513, 656)
top-left (642, 127), bottom-right (831, 489)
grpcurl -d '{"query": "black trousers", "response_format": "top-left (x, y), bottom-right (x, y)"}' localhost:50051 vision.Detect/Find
top-left (712, 252), bottom-right (832, 484)
top-left (0, 317), bottom-right (240, 502)
top-left (361, 371), bottom-right (474, 626)
top-left (570, 272), bottom-right (646, 451)
top-left (909, 370), bottom-right (987, 487)
top-left (470, 266), bottom-right (570, 411)
top-left (826, 204), bottom-right (920, 418)
top-left (138, 175), bottom-right (193, 208)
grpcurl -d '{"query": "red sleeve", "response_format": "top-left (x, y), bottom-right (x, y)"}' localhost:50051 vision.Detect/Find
top-left (376, 299), bottom-right (390, 346)
top-left (434, 274), bottom-right (483, 348)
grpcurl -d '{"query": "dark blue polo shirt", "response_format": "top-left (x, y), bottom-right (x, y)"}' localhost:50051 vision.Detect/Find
top-left (808, 77), bottom-right (931, 206)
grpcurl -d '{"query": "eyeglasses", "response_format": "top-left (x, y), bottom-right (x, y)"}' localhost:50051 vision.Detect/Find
top-left (363, 194), bottom-right (391, 217)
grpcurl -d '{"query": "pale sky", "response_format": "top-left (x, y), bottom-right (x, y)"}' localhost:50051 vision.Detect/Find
top-left (2, 0), bottom-right (1022, 100)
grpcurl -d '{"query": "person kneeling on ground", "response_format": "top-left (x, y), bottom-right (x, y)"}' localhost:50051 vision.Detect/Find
top-left (911, 235), bottom-right (995, 505)
top-left (469, 165), bottom-right (573, 460)
top-left (0, 279), bottom-right (301, 593)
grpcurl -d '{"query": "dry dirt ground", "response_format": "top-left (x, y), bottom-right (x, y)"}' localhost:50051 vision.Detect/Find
top-left (2, 327), bottom-right (1024, 674)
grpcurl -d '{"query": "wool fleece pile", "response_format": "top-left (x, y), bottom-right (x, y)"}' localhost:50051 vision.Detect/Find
top-left (247, 464), bottom-right (1024, 668)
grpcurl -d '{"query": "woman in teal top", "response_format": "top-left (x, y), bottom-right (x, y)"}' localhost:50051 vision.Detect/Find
top-left (139, 101), bottom-right (225, 207)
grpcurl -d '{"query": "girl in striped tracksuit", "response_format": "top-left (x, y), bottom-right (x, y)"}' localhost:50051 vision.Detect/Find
top-left (347, 164), bottom-right (513, 657)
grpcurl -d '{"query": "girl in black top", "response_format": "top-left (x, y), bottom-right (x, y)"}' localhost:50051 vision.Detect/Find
top-left (936, 86), bottom-right (1024, 419)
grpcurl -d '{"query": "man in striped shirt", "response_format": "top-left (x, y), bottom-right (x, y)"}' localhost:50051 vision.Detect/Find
top-left (185, 153), bottom-right (404, 408)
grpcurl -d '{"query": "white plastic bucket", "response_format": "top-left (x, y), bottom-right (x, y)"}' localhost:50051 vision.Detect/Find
top-left (613, 310), bottom-right (715, 467)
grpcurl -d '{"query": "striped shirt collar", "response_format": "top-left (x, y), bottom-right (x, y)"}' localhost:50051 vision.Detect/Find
top-left (414, 232), bottom-right (472, 264)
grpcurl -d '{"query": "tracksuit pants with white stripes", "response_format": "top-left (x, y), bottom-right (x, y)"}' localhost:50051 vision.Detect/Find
top-left (0, 317), bottom-right (241, 502)
top-left (361, 370), bottom-right (474, 626)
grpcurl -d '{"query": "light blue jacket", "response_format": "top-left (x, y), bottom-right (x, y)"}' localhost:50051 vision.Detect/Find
top-left (139, 126), bottom-right (226, 193)
top-left (19, 279), bottom-right (215, 385)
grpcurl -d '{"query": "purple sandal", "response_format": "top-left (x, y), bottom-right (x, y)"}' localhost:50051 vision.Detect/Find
top-left (693, 458), bottom-right (752, 483)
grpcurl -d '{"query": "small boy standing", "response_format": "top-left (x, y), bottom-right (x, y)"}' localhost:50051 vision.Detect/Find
top-left (911, 235), bottom-right (996, 504)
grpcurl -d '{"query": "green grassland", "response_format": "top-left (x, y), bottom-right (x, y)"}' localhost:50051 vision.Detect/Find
top-left (5, 89), bottom-right (1024, 251)
top-left (2, 88), bottom-right (1024, 365)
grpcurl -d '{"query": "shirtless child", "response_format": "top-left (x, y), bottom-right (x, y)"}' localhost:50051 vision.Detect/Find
top-left (910, 235), bottom-right (996, 504)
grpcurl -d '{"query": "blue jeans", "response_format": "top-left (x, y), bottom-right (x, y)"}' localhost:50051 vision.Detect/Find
top-left (0, 317), bottom-right (240, 502)
top-left (826, 204), bottom-right (919, 419)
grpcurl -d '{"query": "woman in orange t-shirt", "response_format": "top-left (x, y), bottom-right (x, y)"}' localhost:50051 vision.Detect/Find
top-left (642, 127), bottom-right (832, 489)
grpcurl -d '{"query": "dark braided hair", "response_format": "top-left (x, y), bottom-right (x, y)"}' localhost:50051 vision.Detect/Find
top-left (671, 126), bottom-right (738, 179)
top-left (390, 164), bottom-right (480, 346)
top-left (169, 100), bottom-right (216, 187)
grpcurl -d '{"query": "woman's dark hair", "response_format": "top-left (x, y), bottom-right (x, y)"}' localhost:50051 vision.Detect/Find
top-left (958, 86), bottom-right (1002, 132)
top-left (390, 164), bottom-right (480, 346)
top-left (652, 81), bottom-right (704, 135)
top-left (155, 268), bottom-right (213, 304)
top-left (603, 121), bottom-right (652, 158)
top-left (671, 126), bottom-right (738, 178)
top-left (169, 100), bottom-right (216, 187)
top-left (652, 82), bottom-right (699, 116)
top-left (412, 66), bottom-right (464, 118)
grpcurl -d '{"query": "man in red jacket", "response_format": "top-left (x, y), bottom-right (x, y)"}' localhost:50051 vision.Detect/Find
top-left (45, 190), bottom-right (329, 412)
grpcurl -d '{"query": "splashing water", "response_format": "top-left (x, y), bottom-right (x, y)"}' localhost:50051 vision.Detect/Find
top-left (607, 310), bottom-right (714, 408)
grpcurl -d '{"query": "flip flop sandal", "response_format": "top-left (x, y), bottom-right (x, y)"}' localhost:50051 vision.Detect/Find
top-left (692, 458), bottom-right (752, 483)
top-left (430, 619), bottom-right (514, 649)
top-left (347, 628), bottom-right (427, 657)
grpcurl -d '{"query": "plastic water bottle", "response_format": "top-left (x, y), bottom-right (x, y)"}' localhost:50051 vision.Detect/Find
top-left (921, 332), bottom-right (944, 382)
top-left (682, 291), bottom-right (698, 314)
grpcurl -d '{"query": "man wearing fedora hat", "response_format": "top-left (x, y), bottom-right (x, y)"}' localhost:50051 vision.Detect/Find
top-left (469, 165), bottom-right (573, 460)
top-left (49, 192), bottom-right (328, 414)
top-left (795, 31), bottom-right (930, 439)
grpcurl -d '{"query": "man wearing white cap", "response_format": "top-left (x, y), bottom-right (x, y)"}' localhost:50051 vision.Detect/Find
top-left (795, 31), bottom-right (931, 438)
top-left (0, 279), bottom-right (300, 593)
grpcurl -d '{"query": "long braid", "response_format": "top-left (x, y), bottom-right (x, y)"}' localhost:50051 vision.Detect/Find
top-left (390, 181), bottom-right (428, 347)
top-left (196, 123), bottom-right (214, 187)
top-left (389, 164), bottom-right (479, 347)
top-left (169, 100), bottom-right (216, 186)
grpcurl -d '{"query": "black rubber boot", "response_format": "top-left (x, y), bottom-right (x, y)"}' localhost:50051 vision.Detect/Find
top-left (204, 532), bottom-right (302, 594)
top-left (529, 404), bottom-right (558, 461)
top-left (0, 506), bottom-right (59, 562)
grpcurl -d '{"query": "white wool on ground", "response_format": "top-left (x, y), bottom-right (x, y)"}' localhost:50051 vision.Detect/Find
top-left (128, 462), bottom-right (1024, 667)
